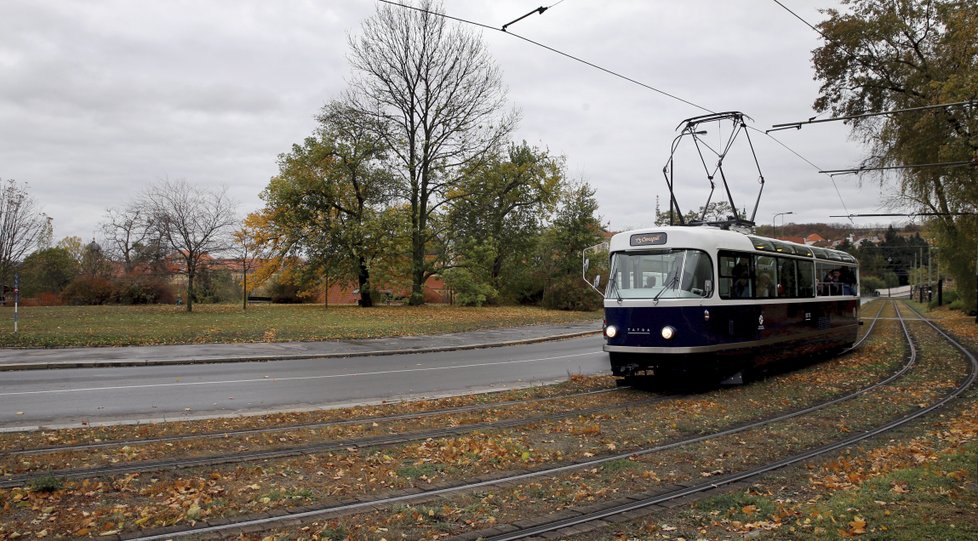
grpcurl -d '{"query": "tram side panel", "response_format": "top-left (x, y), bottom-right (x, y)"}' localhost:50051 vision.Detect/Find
top-left (604, 297), bottom-right (858, 378)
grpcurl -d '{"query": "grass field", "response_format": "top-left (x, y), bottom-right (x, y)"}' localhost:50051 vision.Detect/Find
top-left (0, 304), bottom-right (600, 348)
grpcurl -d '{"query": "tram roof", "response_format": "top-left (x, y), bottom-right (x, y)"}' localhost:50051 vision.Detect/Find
top-left (608, 225), bottom-right (857, 264)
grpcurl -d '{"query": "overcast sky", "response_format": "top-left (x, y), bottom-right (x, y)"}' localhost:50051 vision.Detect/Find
top-left (0, 0), bottom-right (897, 245)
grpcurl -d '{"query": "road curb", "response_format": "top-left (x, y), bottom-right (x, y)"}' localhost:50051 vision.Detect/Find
top-left (0, 329), bottom-right (602, 372)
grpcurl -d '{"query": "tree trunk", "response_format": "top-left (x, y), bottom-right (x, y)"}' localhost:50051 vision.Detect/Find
top-left (410, 230), bottom-right (425, 305)
top-left (357, 256), bottom-right (373, 307)
top-left (185, 269), bottom-right (194, 313)
top-left (409, 186), bottom-right (426, 306)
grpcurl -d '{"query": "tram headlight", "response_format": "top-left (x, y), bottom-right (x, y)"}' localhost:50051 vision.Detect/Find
top-left (661, 326), bottom-right (676, 340)
top-left (605, 325), bottom-right (618, 339)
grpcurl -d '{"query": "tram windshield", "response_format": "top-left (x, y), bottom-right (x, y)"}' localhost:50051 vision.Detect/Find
top-left (606, 249), bottom-right (713, 300)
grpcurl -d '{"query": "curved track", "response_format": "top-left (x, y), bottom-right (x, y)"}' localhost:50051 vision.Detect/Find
top-left (107, 300), bottom-right (928, 541)
top-left (474, 300), bottom-right (976, 541)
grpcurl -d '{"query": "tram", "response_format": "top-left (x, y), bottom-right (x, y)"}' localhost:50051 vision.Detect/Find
top-left (598, 225), bottom-right (859, 384)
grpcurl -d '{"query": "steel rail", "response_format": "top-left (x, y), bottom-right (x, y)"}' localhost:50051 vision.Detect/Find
top-left (0, 392), bottom-right (666, 489)
top-left (4, 387), bottom-right (624, 457)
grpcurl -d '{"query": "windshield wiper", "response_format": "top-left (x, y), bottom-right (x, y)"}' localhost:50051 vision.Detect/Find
top-left (609, 273), bottom-right (623, 303)
top-left (652, 273), bottom-right (680, 304)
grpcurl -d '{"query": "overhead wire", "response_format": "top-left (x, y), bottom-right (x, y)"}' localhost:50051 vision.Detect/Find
top-left (377, 0), bottom-right (714, 111)
top-left (375, 0), bottom-right (852, 219)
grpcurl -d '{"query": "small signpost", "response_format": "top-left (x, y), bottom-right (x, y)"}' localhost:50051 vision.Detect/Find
top-left (13, 272), bottom-right (19, 333)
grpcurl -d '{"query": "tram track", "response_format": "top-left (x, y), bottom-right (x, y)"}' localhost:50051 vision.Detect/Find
top-left (0, 391), bottom-right (671, 489)
top-left (0, 300), bottom-right (912, 539)
top-left (462, 300), bottom-right (976, 541)
top-left (93, 300), bottom-right (920, 541)
top-left (2, 387), bottom-right (625, 457)
top-left (0, 302), bottom-right (888, 487)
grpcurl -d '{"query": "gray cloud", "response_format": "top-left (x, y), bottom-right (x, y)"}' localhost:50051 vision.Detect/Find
top-left (0, 0), bottom-right (890, 245)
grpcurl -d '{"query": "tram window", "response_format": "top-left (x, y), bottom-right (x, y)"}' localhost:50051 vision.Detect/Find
top-left (718, 252), bottom-right (753, 299)
top-left (816, 262), bottom-right (857, 296)
top-left (755, 256), bottom-right (778, 298)
top-left (797, 260), bottom-right (815, 297)
top-left (839, 266), bottom-right (858, 295)
top-left (779, 258), bottom-right (798, 297)
top-left (606, 249), bottom-right (713, 299)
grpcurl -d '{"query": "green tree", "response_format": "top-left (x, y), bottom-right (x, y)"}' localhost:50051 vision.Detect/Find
top-left (18, 247), bottom-right (78, 297)
top-left (348, 0), bottom-right (517, 305)
top-left (537, 182), bottom-right (604, 311)
top-left (446, 142), bottom-right (563, 303)
top-left (252, 101), bottom-right (399, 307)
top-left (813, 0), bottom-right (978, 309)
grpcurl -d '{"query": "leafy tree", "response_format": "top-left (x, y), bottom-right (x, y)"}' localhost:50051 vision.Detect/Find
top-left (441, 241), bottom-right (497, 306)
top-left (813, 0), bottom-right (978, 309)
top-left (251, 101), bottom-right (399, 307)
top-left (142, 179), bottom-right (237, 312)
top-left (18, 247), bottom-right (78, 298)
top-left (537, 181), bottom-right (604, 311)
top-left (348, 0), bottom-right (517, 305)
top-left (0, 179), bottom-right (47, 287)
top-left (446, 142), bottom-right (563, 303)
top-left (56, 236), bottom-right (84, 265)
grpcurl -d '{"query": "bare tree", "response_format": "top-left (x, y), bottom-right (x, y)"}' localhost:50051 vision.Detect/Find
top-left (0, 179), bottom-right (47, 287)
top-left (142, 179), bottom-right (237, 312)
top-left (101, 204), bottom-right (153, 273)
top-left (348, 0), bottom-right (516, 305)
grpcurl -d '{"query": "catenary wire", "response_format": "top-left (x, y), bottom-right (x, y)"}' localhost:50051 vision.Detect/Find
top-left (376, 0), bottom-right (853, 220)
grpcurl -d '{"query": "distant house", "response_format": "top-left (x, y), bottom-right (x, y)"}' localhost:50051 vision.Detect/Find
top-left (804, 233), bottom-right (825, 245)
top-left (779, 235), bottom-right (806, 244)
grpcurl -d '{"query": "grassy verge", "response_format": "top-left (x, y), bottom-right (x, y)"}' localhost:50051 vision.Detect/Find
top-left (0, 304), bottom-right (599, 348)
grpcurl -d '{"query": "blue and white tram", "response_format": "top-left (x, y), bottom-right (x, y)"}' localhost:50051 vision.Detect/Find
top-left (601, 226), bottom-right (859, 383)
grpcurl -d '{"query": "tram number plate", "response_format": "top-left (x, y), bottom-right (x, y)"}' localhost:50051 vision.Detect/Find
top-left (630, 232), bottom-right (667, 246)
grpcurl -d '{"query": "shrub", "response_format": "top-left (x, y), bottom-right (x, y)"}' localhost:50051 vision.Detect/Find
top-left (443, 267), bottom-right (497, 307)
top-left (61, 277), bottom-right (114, 305)
top-left (268, 279), bottom-right (303, 303)
top-left (542, 275), bottom-right (601, 311)
top-left (860, 275), bottom-right (885, 296)
top-left (112, 275), bottom-right (176, 305)
top-left (20, 292), bottom-right (63, 307)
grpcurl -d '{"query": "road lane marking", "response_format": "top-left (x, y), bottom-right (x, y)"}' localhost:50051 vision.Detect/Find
top-left (0, 352), bottom-right (601, 397)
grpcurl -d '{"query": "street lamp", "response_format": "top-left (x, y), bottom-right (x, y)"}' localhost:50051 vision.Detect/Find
top-left (773, 211), bottom-right (793, 238)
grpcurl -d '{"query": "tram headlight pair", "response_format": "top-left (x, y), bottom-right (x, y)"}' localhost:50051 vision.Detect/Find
top-left (604, 325), bottom-right (674, 340)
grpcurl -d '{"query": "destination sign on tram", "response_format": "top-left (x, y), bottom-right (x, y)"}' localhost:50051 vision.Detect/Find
top-left (630, 232), bottom-right (667, 246)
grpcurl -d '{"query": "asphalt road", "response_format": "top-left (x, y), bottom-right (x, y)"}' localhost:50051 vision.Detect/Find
top-left (0, 335), bottom-right (609, 430)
